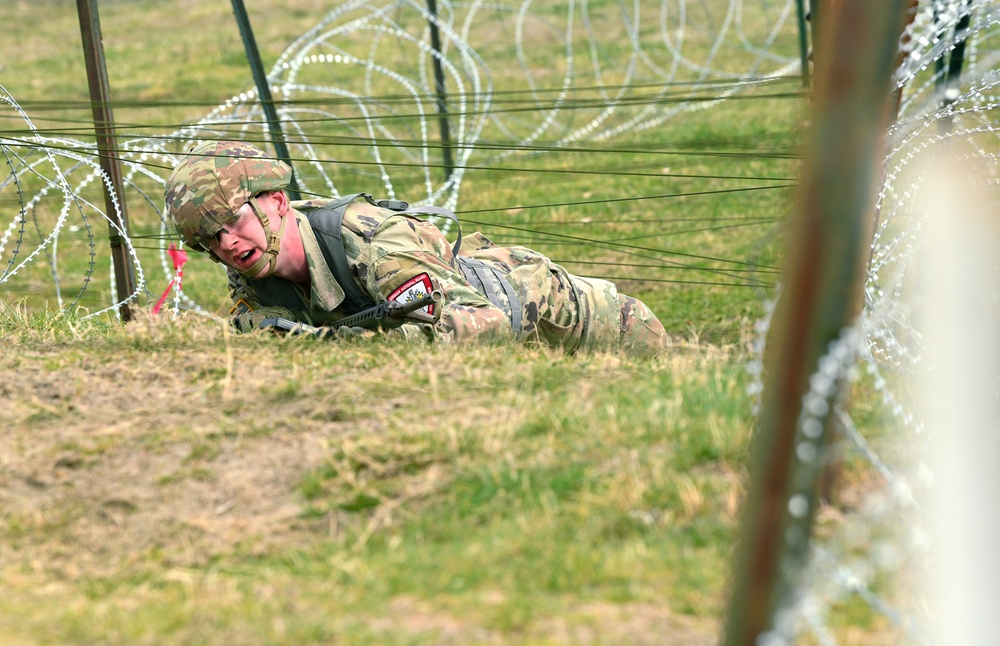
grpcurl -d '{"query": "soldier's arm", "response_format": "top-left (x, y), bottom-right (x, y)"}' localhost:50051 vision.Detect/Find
top-left (355, 214), bottom-right (514, 344)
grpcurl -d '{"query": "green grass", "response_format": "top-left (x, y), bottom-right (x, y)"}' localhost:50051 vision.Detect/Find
top-left (1, 0), bottom-right (803, 345)
top-left (0, 1), bottom-right (906, 644)
top-left (0, 310), bottom-right (749, 644)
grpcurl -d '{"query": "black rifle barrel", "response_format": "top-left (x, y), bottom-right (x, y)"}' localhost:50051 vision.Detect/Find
top-left (334, 290), bottom-right (442, 329)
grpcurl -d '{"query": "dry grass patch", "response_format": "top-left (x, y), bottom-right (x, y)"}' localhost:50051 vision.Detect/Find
top-left (1, 307), bottom-right (751, 644)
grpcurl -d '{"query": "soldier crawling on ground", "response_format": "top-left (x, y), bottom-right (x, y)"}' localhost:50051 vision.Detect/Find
top-left (163, 140), bottom-right (669, 357)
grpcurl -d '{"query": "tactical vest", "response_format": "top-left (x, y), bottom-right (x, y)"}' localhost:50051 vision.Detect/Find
top-left (251, 194), bottom-right (523, 334)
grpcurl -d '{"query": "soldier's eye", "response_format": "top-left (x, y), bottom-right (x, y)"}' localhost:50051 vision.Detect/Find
top-left (208, 227), bottom-right (229, 248)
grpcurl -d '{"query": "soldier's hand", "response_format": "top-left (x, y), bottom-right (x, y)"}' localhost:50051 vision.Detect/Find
top-left (232, 306), bottom-right (294, 333)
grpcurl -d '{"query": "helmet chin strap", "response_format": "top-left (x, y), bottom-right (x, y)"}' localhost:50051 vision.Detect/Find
top-left (239, 196), bottom-right (286, 278)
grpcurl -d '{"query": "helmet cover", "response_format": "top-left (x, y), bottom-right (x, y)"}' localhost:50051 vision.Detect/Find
top-left (164, 140), bottom-right (292, 250)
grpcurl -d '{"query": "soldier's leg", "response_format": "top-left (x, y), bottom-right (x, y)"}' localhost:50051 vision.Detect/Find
top-left (618, 294), bottom-right (668, 357)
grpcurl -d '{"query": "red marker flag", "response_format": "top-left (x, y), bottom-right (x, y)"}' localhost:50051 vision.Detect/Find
top-left (152, 243), bottom-right (189, 314)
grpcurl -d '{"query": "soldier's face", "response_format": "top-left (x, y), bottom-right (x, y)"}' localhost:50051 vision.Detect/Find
top-left (209, 201), bottom-right (270, 278)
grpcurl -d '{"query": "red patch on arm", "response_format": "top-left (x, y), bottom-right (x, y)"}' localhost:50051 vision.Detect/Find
top-left (387, 272), bottom-right (436, 316)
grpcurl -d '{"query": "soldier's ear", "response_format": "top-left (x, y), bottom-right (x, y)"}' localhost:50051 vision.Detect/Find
top-left (265, 189), bottom-right (290, 217)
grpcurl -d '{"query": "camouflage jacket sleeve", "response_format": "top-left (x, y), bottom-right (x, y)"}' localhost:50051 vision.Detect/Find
top-left (342, 201), bottom-right (514, 344)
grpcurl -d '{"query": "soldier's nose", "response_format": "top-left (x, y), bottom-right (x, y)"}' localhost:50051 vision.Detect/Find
top-left (217, 231), bottom-right (239, 252)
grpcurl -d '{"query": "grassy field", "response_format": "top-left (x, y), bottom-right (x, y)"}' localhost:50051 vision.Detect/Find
top-left (0, 1), bottom-right (894, 644)
top-left (1, 310), bottom-right (750, 644)
top-left (2, 0), bottom-right (802, 341)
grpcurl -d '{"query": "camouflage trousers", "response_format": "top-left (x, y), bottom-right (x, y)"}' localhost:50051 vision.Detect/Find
top-left (459, 237), bottom-right (668, 357)
top-left (564, 275), bottom-right (668, 358)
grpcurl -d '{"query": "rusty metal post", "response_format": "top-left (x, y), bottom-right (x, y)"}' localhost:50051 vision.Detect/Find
top-left (808, 0), bottom-right (821, 61)
top-left (721, 2), bottom-right (912, 644)
top-left (76, 0), bottom-right (135, 321)
top-left (825, 0), bottom-right (918, 506)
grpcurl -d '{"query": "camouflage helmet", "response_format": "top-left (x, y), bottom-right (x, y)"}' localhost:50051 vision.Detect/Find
top-left (164, 140), bottom-right (292, 250)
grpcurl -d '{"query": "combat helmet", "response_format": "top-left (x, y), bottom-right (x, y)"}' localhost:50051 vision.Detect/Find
top-left (164, 140), bottom-right (293, 278)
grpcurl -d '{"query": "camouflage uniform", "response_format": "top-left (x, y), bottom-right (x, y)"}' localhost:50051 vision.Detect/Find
top-left (229, 195), bottom-right (668, 356)
top-left (164, 141), bottom-right (667, 356)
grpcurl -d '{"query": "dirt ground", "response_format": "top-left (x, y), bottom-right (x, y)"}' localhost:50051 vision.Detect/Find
top-left (0, 341), bottom-right (342, 575)
top-left (0, 321), bottom-right (721, 644)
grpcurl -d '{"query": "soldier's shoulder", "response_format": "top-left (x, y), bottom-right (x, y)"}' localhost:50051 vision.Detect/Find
top-left (291, 197), bottom-right (338, 211)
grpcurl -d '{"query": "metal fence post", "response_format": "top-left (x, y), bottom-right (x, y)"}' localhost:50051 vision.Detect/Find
top-left (76, 0), bottom-right (135, 321)
top-left (231, 0), bottom-right (301, 200)
top-left (426, 0), bottom-right (455, 184)
top-left (795, 0), bottom-right (811, 88)
top-left (721, 2), bottom-right (912, 643)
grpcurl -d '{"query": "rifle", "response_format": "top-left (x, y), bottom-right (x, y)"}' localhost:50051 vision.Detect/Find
top-left (258, 290), bottom-right (442, 338)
